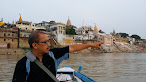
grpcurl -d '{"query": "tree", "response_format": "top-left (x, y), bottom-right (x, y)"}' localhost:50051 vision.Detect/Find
top-left (66, 27), bottom-right (76, 35)
top-left (131, 34), bottom-right (141, 40)
top-left (1, 25), bottom-right (4, 28)
top-left (118, 33), bottom-right (129, 38)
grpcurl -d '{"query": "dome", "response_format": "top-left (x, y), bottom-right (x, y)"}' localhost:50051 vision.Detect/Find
top-left (0, 22), bottom-right (5, 26)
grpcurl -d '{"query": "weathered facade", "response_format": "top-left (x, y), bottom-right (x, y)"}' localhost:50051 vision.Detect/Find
top-left (97, 33), bottom-right (114, 45)
top-left (0, 28), bottom-right (18, 48)
top-left (114, 37), bottom-right (129, 43)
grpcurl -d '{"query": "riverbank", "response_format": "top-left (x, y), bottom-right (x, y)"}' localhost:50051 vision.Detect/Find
top-left (0, 48), bottom-right (25, 55)
top-left (0, 43), bottom-right (145, 55)
top-left (73, 43), bottom-right (146, 54)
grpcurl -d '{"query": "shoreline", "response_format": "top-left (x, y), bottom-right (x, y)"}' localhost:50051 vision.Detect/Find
top-left (0, 48), bottom-right (145, 55)
top-left (73, 48), bottom-right (146, 54)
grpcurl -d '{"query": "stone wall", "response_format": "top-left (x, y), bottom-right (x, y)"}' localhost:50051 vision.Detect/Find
top-left (0, 49), bottom-right (25, 55)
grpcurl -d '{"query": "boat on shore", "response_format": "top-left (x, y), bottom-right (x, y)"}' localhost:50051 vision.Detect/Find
top-left (56, 66), bottom-right (97, 82)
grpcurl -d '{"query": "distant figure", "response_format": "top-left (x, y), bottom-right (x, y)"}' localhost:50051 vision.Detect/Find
top-left (7, 52), bottom-right (11, 55)
top-left (12, 31), bottom-right (104, 82)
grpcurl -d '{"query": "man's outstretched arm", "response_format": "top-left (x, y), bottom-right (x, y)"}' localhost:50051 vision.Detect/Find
top-left (69, 42), bottom-right (104, 53)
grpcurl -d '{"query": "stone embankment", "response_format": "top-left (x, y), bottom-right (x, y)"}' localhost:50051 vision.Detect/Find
top-left (102, 42), bottom-right (143, 53)
top-left (0, 48), bottom-right (25, 55)
top-left (0, 42), bottom-right (145, 55)
top-left (73, 42), bottom-right (145, 54)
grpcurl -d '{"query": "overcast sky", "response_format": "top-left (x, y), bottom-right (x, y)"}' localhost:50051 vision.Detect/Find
top-left (1, 0), bottom-right (146, 39)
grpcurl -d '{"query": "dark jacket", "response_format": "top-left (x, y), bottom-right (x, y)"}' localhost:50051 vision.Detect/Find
top-left (12, 46), bottom-right (69, 82)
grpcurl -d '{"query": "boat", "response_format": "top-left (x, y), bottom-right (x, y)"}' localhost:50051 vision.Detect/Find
top-left (56, 66), bottom-right (97, 82)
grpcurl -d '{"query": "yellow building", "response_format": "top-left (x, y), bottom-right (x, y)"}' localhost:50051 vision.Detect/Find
top-left (115, 37), bottom-right (129, 43)
top-left (0, 28), bottom-right (18, 48)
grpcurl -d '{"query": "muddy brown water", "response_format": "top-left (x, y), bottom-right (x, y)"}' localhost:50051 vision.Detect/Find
top-left (0, 52), bottom-right (146, 82)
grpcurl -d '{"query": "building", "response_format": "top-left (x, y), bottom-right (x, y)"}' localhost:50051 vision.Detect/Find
top-left (16, 15), bottom-right (46, 31)
top-left (49, 23), bottom-right (66, 45)
top-left (96, 33), bottom-right (114, 46)
top-left (35, 21), bottom-right (57, 32)
top-left (75, 25), bottom-right (94, 40)
top-left (111, 29), bottom-right (129, 43)
top-left (0, 28), bottom-right (18, 48)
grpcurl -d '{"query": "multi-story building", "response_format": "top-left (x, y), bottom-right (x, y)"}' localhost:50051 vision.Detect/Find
top-left (49, 23), bottom-right (66, 45)
top-left (96, 33), bottom-right (114, 46)
top-left (75, 25), bottom-right (94, 40)
top-left (0, 26), bottom-right (50, 48)
top-left (0, 28), bottom-right (18, 48)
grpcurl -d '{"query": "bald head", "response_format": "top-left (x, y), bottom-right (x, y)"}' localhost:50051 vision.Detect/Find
top-left (28, 31), bottom-right (46, 49)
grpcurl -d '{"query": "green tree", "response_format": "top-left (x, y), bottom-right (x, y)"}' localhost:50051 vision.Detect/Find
top-left (118, 33), bottom-right (129, 38)
top-left (66, 27), bottom-right (76, 35)
top-left (1, 25), bottom-right (4, 28)
top-left (131, 34), bottom-right (141, 40)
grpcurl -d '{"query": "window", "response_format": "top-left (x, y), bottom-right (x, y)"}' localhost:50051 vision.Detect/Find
top-left (12, 39), bottom-right (13, 42)
top-left (12, 34), bottom-right (14, 36)
top-left (4, 33), bottom-right (6, 36)
top-left (8, 34), bottom-right (10, 36)
top-left (54, 27), bottom-right (57, 30)
top-left (4, 39), bottom-right (6, 41)
top-left (26, 28), bottom-right (27, 30)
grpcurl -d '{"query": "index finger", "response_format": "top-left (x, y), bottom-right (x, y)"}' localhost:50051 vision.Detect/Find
top-left (99, 41), bottom-right (105, 44)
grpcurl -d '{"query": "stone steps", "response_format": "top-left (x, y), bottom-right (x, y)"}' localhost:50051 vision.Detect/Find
top-left (0, 49), bottom-right (25, 55)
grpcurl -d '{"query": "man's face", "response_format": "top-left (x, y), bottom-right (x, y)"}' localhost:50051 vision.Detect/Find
top-left (36, 33), bottom-right (51, 54)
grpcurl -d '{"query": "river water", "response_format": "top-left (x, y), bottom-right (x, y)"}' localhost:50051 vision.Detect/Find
top-left (0, 52), bottom-right (146, 82)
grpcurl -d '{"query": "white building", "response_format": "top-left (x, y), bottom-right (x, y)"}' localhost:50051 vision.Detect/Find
top-left (16, 16), bottom-right (46, 31)
top-left (96, 33), bottom-right (114, 46)
top-left (16, 22), bottom-right (46, 31)
top-left (49, 23), bottom-right (66, 44)
top-left (75, 26), bottom-right (94, 40)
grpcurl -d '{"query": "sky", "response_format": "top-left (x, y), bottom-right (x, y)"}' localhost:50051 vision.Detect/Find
top-left (1, 0), bottom-right (146, 39)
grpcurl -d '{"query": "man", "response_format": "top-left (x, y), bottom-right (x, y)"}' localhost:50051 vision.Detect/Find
top-left (12, 31), bottom-right (104, 82)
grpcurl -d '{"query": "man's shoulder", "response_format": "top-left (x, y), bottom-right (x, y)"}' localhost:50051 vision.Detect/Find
top-left (17, 56), bottom-right (27, 65)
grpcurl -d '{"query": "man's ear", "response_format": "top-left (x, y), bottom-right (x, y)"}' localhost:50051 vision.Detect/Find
top-left (32, 43), bottom-right (37, 49)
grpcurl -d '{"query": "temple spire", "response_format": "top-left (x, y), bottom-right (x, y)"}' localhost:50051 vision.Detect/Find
top-left (67, 16), bottom-right (71, 26)
top-left (18, 14), bottom-right (22, 23)
top-left (93, 25), bottom-right (98, 33)
top-left (113, 28), bottom-right (116, 35)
